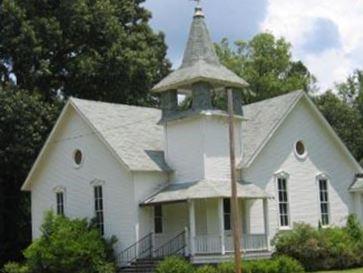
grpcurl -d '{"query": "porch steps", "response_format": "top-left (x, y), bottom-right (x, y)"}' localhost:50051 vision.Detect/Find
top-left (119, 258), bottom-right (164, 273)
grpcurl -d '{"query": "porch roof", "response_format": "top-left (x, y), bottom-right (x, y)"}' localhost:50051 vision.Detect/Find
top-left (141, 179), bottom-right (272, 206)
top-left (350, 176), bottom-right (363, 192)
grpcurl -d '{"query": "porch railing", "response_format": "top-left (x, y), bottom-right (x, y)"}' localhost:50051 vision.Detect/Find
top-left (194, 235), bottom-right (222, 254)
top-left (224, 233), bottom-right (268, 252)
top-left (195, 233), bottom-right (268, 254)
top-left (118, 232), bottom-right (153, 266)
top-left (153, 230), bottom-right (187, 258)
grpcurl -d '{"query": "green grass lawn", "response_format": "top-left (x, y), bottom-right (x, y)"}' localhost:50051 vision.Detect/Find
top-left (317, 268), bottom-right (363, 273)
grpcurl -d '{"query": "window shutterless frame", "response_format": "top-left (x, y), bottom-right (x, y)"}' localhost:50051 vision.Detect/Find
top-left (90, 179), bottom-right (106, 236)
top-left (56, 191), bottom-right (65, 216)
top-left (94, 185), bottom-right (104, 235)
top-left (53, 186), bottom-right (66, 216)
top-left (316, 173), bottom-right (330, 227)
top-left (274, 171), bottom-right (291, 229)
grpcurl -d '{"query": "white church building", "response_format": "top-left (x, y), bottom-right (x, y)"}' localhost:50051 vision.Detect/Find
top-left (22, 4), bottom-right (363, 266)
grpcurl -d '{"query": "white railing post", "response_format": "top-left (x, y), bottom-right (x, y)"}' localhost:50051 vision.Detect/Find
top-left (188, 200), bottom-right (196, 256)
top-left (263, 198), bottom-right (270, 250)
top-left (218, 198), bottom-right (226, 255)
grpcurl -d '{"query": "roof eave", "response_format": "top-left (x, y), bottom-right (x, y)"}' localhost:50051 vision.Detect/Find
top-left (153, 77), bottom-right (248, 93)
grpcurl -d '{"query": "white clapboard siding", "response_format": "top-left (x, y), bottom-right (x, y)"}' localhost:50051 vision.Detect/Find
top-left (243, 98), bottom-right (358, 237)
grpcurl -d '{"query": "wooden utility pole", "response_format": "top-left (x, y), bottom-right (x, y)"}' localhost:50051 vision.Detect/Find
top-left (227, 88), bottom-right (242, 273)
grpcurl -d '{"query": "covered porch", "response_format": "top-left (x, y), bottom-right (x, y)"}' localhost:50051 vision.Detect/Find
top-left (142, 179), bottom-right (272, 262)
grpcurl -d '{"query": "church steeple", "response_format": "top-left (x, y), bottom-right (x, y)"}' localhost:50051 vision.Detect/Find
top-left (152, 3), bottom-right (248, 119)
top-left (181, 5), bottom-right (219, 68)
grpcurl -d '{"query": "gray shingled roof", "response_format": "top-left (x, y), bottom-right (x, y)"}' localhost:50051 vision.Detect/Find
top-left (70, 90), bottom-right (304, 173)
top-left (142, 180), bottom-right (272, 205)
top-left (71, 98), bottom-right (171, 172)
top-left (240, 90), bottom-right (304, 168)
top-left (152, 8), bottom-right (248, 92)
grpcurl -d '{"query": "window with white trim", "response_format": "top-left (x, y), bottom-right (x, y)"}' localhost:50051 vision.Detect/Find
top-left (56, 191), bottom-right (64, 216)
top-left (318, 178), bottom-right (329, 226)
top-left (277, 176), bottom-right (290, 227)
top-left (94, 185), bottom-right (104, 235)
top-left (154, 205), bottom-right (163, 234)
top-left (223, 198), bottom-right (231, 231)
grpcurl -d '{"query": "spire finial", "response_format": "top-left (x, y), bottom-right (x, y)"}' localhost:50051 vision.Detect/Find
top-left (192, 0), bottom-right (204, 17)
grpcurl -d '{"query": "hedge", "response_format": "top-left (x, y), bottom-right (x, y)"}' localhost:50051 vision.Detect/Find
top-left (273, 214), bottom-right (363, 271)
top-left (155, 255), bottom-right (304, 273)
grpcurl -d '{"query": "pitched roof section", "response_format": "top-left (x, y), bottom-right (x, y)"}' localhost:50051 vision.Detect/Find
top-left (71, 98), bottom-right (171, 172)
top-left (71, 91), bottom-right (304, 172)
top-left (152, 7), bottom-right (248, 92)
top-left (240, 90), bottom-right (304, 168)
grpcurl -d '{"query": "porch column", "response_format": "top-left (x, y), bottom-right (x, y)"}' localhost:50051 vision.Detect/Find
top-left (188, 200), bottom-right (196, 256)
top-left (263, 198), bottom-right (270, 250)
top-left (218, 198), bottom-right (226, 255)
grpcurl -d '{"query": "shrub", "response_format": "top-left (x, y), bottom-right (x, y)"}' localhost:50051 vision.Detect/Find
top-left (195, 265), bottom-right (217, 273)
top-left (216, 256), bottom-right (304, 273)
top-left (216, 262), bottom-right (234, 273)
top-left (274, 256), bottom-right (305, 273)
top-left (273, 216), bottom-right (363, 271)
top-left (155, 256), bottom-right (194, 273)
top-left (346, 214), bottom-right (363, 241)
top-left (3, 212), bottom-right (117, 273)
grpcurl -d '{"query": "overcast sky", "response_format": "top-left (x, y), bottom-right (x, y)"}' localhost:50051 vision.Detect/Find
top-left (144, 0), bottom-right (363, 92)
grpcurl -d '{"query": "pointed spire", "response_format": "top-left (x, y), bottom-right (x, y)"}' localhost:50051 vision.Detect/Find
top-left (152, 5), bottom-right (248, 93)
top-left (181, 5), bottom-right (219, 68)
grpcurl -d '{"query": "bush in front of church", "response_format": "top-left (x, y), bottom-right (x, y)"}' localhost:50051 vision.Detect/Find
top-left (3, 211), bottom-right (117, 273)
top-left (156, 255), bottom-right (304, 273)
top-left (273, 215), bottom-right (363, 271)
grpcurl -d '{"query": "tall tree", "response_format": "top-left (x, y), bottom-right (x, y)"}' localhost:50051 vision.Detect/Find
top-left (314, 91), bottom-right (363, 163)
top-left (335, 70), bottom-right (363, 118)
top-left (0, 86), bottom-right (60, 266)
top-left (0, 0), bottom-right (171, 266)
top-left (215, 34), bottom-right (317, 103)
top-left (0, 0), bottom-right (170, 105)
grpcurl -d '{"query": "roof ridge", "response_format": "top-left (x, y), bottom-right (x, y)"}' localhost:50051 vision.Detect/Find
top-left (244, 90), bottom-right (304, 107)
top-left (70, 97), bottom-right (161, 111)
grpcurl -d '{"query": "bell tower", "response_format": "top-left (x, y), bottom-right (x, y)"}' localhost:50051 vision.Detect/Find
top-left (152, 4), bottom-right (248, 183)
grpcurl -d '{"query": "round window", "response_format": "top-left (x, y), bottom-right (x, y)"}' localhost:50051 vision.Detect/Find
top-left (295, 141), bottom-right (306, 157)
top-left (73, 149), bottom-right (83, 166)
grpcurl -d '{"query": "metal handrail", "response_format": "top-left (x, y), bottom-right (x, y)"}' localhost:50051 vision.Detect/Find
top-left (153, 230), bottom-right (186, 258)
top-left (118, 232), bottom-right (153, 266)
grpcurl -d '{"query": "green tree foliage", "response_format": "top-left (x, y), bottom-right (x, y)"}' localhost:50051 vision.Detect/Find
top-left (0, 0), bottom-right (170, 266)
top-left (0, 0), bottom-right (170, 105)
top-left (215, 34), bottom-right (316, 103)
top-left (3, 212), bottom-right (117, 273)
top-left (314, 90), bottom-right (363, 162)
top-left (0, 86), bottom-right (60, 266)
